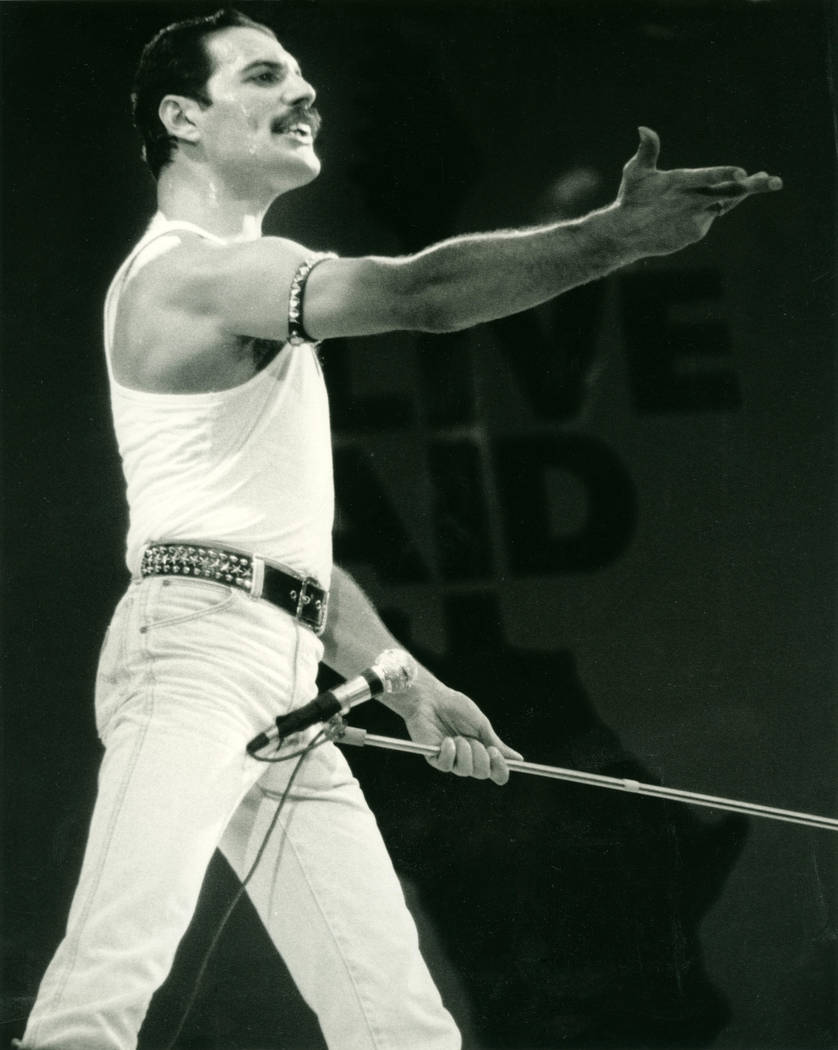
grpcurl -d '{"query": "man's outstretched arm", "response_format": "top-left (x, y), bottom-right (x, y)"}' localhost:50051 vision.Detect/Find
top-left (320, 566), bottom-right (522, 786)
top-left (304, 127), bottom-right (781, 339)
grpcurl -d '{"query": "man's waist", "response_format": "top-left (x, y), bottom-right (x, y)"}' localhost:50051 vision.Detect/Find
top-left (139, 539), bottom-right (328, 635)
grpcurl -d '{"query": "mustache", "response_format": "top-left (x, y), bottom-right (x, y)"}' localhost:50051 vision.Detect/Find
top-left (271, 105), bottom-right (322, 138)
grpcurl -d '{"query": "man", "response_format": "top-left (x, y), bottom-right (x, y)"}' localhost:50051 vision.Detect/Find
top-left (18, 8), bottom-right (782, 1050)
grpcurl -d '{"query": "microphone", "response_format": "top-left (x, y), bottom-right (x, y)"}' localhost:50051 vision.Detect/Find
top-left (246, 648), bottom-right (417, 755)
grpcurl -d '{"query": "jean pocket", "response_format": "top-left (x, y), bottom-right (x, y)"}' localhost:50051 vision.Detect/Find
top-left (141, 577), bottom-right (236, 632)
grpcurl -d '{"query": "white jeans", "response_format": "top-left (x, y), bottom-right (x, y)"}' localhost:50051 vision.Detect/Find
top-left (21, 577), bottom-right (460, 1050)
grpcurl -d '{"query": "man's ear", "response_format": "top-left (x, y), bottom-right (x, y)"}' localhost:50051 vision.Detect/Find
top-left (158, 95), bottom-right (203, 145)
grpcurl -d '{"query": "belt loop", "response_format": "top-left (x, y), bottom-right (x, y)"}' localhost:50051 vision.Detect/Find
top-left (251, 555), bottom-right (265, 599)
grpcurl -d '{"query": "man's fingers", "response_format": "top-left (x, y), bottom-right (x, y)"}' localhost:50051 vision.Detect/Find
top-left (429, 736), bottom-right (456, 773)
top-left (692, 172), bottom-right (783, 197)
top-left (452, 737), bottom-right (474, 777)
top-left (488, 746), bottom-right (512, 786)
top-left (427, 714), bottom-right (523, 783)
top-left (430, 735), bottom-right (521, 784)
top-left (634, 125), bottom-right (660, 170)
top-left (452, 737), bottom-right (505, 782)
top-left (469, 742), bottom-right (492, 781)
top-left (674, 165), bottom-right (748, 187)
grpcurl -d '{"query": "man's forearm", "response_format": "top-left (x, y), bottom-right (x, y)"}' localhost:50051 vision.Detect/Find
top-left (404, 203), bottom-right (639, 333)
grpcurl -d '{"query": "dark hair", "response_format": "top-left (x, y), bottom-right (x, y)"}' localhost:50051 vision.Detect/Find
top-left (131, 8), bottom-right (275, 179)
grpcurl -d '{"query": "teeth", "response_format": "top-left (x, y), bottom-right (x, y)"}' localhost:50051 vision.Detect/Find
top-left (272, 120), bottom-right (313, 138)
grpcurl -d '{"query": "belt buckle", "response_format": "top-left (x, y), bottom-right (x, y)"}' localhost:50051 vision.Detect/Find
top-left (295, 577), bottom-right (327, 636)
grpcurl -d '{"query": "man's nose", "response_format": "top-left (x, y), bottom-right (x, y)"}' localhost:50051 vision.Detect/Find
top-left (281, 72), bottom-right (316, 107)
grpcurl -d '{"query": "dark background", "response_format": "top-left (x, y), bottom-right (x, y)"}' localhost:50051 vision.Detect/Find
top-left (1, 1), bottom-right (836, 1048)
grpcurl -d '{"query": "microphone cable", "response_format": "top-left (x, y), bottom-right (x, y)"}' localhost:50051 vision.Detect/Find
top-left (164, 726), bottom-right (331, 1049)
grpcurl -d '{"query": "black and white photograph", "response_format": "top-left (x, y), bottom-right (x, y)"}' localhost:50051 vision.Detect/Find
top-left (1, 1), bottom-right (835, 1048)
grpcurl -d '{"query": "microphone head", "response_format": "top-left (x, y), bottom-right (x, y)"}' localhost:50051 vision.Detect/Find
top-left (373, 649), bottom-right (417, 694)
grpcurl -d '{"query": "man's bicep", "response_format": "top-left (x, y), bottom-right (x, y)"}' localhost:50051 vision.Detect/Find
top-left (301, 255), bottom-right (434, 340)
top-left (185, 237), bottom-right (311, 342)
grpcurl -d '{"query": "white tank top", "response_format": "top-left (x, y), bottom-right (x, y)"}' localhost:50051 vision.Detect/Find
top-left (104, 213), bottom-right (334, 586)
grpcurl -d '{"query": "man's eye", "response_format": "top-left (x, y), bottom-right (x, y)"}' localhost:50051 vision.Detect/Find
top-left (252, 71), bottom-right (279, 84)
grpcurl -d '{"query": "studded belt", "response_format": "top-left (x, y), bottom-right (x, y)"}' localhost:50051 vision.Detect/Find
top-left (140, 542), bottom-right (328, 636)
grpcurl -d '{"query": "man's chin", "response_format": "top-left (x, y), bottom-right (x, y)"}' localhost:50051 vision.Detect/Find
top-left (301, 154), bottom-right (322, 182)
top-left (277, 153), bottom-right (321, 192)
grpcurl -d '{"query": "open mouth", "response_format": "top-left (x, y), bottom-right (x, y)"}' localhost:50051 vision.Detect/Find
top-left (278, 122), bottom-right (312, 141)
top-left (271, 112), bottom-right (320, 143)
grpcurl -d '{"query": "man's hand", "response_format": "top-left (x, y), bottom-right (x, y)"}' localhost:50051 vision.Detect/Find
top-left (615, 126), bottom-right (782, 257)
top-left (401, 670), bottom-right (523, 786)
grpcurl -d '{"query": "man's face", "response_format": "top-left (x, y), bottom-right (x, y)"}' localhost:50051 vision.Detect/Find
top-left (194, 26), bottom-right (321, 197)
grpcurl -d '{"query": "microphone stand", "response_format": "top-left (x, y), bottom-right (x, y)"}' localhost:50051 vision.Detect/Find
top-left (332, 723), bottom-right (838, 833)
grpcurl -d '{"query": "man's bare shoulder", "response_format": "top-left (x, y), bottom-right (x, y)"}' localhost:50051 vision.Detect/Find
top-left (123, 229), bottom-right (302, 295)
top-left (113, 232), bottom-right (214, 365)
